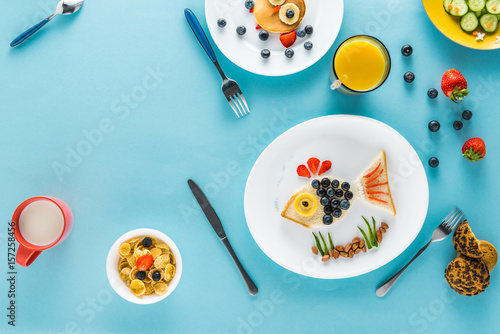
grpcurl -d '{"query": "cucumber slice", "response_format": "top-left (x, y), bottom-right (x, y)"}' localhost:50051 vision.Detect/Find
top-left (450, 0), bottom-right (469, 16)
top-left (486, 0), bottom-right (500, 14)
top-left (475, 10), bottom-right (483, 16)
top-left (444, 0), bottom-right (454, 12)
top-left (461, 12), bottom-right (479, 31)
top-left (469, 0), bottom-right (486, 11)
top-left (480, 13), bottom-right (498, 32)
top-left (497, 13), bottom-right (500, 19)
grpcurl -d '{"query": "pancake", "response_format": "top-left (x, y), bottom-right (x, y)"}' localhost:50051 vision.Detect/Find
top-left (254, 0), bottom-right (306, 33)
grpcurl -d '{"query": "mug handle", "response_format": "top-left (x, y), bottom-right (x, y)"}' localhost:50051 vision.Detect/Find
top-left (16, 244), bottom-right (41, 267)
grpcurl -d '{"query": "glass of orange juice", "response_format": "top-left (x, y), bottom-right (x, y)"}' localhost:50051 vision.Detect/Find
top-left (330, 35), bottom-right (391, 95)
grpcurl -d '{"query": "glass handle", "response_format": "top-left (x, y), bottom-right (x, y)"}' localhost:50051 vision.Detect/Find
top-left (330, 79), bottom-right (342, 91)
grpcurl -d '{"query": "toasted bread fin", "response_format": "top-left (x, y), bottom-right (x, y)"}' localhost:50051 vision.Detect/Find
top-left (354, 151), bottom-right (396, 215)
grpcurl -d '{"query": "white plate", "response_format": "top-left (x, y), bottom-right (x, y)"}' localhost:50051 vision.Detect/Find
top-left (205, 0), bottom-right (344, 76)
top-left (244, 115), bottom-right (429, 279)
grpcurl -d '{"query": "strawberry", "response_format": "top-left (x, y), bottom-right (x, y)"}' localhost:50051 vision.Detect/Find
top-left (136, 254), bottom-right (154, 271)
top-left (441, 69), bottom-right (469, 103)
top-left (272, 6), bottom-right (281, 13)
top-left (307, 157), bottom-right (320, 175)
top-left (462, 137), bottom-right (486, 162)
top-left (256, 24), bottom-right (261, 30)
top-left (318, 160), bottom-right (332, 176)
top-left (297, 164), bottom-right (311, 178)
top-left (279, 31), bottom-right (297, 48)
top-left (249, 8), bottom-right (254, 13)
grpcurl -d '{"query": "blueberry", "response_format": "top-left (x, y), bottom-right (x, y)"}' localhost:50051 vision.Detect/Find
top-left (311, 179), bottom-right (320, 189)
top-left (259, 30), bottom-right (269, 41)
top-left (236, 25), bottom-right (246, 36)
top-left (335, 189), bottom-right (344, 197)
top-left (401, 44), bottom-right (413, 56)
top-left (331, 179), bottom-right (340, 188)
top-left (323, 215), bottom-right (333, 225)
top-left (304, 41), bottom-right (313, 50)
top-left (453, 120), bottom-right (463, 131)
top-left (152, 271), bottom-right (161, 281)
top-left (429, 157), bottom-right (439, 168)
top-left (296, 28), bottom-right (306, 38)
top-left (217, 18), bottom-right (227, 28)
top-left (324, 205), bottom-right (333, 215)
top-left (261, 49), bottom-right (271, 59)
top-left (326, 187), bottom-right (335, 198)
top-left (331, 198), bottom-right (340, 208)
top-left (428, 120), bottom-right (440, 132)
top-left (345, 191), bottom-right (354, 200)
top-left (339, 199), bottom-right (350, 210)
top-left (286, 9), bottom-right (295, 18)
top-left (142, 237), bottom-right (152, 248)
top-left (305, 25), bottom-right (313, 34)
top-left (320, 197), bottom-right (330, 206)
top-left (285, 48), bottom-right (294, 58)
top-left (341, 182), bottom-right (350, 191)
top-left (137, 271), bottom-right (146, 280)
top-left (316, 188), bottom-right (326, 197)
top-left (404, 71), bottom-right (415, 83)
top-left (245, 0), bottom-right (254, 9)
top-left (427, 88), bottom-right (438, 99)
top-left (462, 110), bottom-right (473, 120)
top-left (332, 208), bottom-right (342, 218)
top-left (321, 178), bottom-right (331, 187)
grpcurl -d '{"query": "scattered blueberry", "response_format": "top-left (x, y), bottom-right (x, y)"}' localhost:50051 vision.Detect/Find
top-left (317, 188), bottom-right (326, 197)
top-left (331, 179), bottom-right (340, 188)
top-left (304, 41), bottom-right (313, 50)
top-left (142, 237), bottom-right (152, 248)
top-left (429, 157), bottom-right (439, 168)
top-left (296, 28), bottom-right (306, 38)
top-left (326, 187), bottom-right (335, 198)
top-left (324, 205), bottom-right (333, 215)
top-left (401, 44), bottom-right (413, 56)
top-left (341, 182), bottom-right (350, 191)
top-left (320, 197), bottom-right (330, 206)
top-left (331, 198), bottom-right (340, 208)
top-left (152, 271), bottom-right (161, 281)
top-left (427, 88), bottom-right (438, 99)
top-left (259, 30), bottom-right (269, 41)
top-left (332, 208), bottom-right (342, 218)
top-left (335, 189), bottom-right (344, 198)
top-left (453, 120), bottom-right (463, 131)
top-left (345, 191), bottom-right (354, 200)
top-left (236, 25), bottom-right (246, 36)
top-left (321, 178), bottom-right (331, 187)
top-left (428, 120), bottom-right (440, 132)
top-left (286, 9), bottom-right (295, 18)
top-left (404, 71), bottom-right (415, 83)
top-left (285, 48), bottom-right (294, 58)
top-left (217, 18), bottom-right (227, 28)
top-left (137, 271), bottom-right (146, 280)
top-left (261, 49), bottom-right (271, 59)
top-left (462, 110), bottom-right (473, 120)
top-left (311, 179), bottom-right (320, 189)
top-left (339, 199), bottom-right (350, 210)
top-left (305, 25), bottom-right (313, 34)
top-left (245, 0), bottom-right (254, 9)
top-left (323, 215), bottom-right (333, 225)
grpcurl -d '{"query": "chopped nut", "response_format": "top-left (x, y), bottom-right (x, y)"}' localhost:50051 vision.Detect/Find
top-left (340, 251), bottom-right (348, 258)
top-left (345, 243), bottom-right (352, 252)
top-left (354, 248), bottom-right (361, 255)
top-left (348, 250), bottom-right (354, 258)
top-left (381, 222), bottom-right (389, 229)
top-left (380, 227), bottom-right (386, 234)
top-left (359, 240), bottom-right (365, 248)
top-left (333, 249), bottom-right (340, 259)
top-left (312, 246), bottom-right (318, 255)
top-left (376, 231), bottom-right (382, 243)
top-left (352, 237), bottom-right (361, 243)
top-left (328, 250), bottom-right (333, 258)
top-left (362, 246), bottom-right (367, 252)
top-left (336, 245), bottom-right (344, 252)
top-left (352, 243), bottom-right (359, 251)
top-left (322, 255), bottom-right (330, 262)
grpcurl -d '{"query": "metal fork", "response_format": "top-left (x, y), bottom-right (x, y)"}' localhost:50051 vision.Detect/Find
top-left (185, 8), bottom-right (250, 118)
top-left (376, 207), bottom-right (464, 297)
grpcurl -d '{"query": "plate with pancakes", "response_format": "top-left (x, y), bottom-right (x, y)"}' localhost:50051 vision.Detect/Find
top-left (244, 115), bottom-right (429, 279)
top-left (205, 0), bottom-right (344, 76)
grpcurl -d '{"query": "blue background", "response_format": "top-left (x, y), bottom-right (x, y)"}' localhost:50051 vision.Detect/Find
top-left (1, 0), bottom-right (499, 333)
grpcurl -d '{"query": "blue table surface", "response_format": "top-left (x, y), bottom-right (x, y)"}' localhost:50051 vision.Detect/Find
top-left (1, 0), bottom-right (499, 333)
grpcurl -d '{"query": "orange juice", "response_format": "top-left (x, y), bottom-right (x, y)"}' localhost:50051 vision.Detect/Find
top-left (330, 36), bottom-right (391, 94)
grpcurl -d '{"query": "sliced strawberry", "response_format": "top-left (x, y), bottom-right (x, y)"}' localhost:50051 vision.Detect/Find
top-left (307, 158), bottom-right (320, 175)
top-left (297, 165), bottom-right (311, 178)
top-left (256, 24), bottom-right (261, 30)
top-left (272, 6), bottom-right (281, 13)
top-left (136, 254), bottom-right (154, 271)
top-left (249, 8), bottom-right (254, 13)
top-left (318, 160), bottom-right (332, 176)
top-left (280, 31), bottom-right (297, 48)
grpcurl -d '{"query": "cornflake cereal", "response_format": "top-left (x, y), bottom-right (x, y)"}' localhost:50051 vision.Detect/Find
top-left (117, 235), bottom-right (176, 297)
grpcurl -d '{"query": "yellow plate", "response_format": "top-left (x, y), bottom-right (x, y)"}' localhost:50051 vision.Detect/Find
top-left (422, 0), bottom-right (500, 50)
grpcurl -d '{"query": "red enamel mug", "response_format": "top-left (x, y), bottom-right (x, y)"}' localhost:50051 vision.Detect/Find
top-left (12, 196), bottom-right (73, 267)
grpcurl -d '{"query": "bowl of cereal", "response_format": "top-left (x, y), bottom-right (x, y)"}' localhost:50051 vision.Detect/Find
top-left (106, 228), bottom-right (182, 304)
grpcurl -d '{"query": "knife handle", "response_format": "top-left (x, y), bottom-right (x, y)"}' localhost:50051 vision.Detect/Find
top-left (221, 237), bottom-right (258, 296)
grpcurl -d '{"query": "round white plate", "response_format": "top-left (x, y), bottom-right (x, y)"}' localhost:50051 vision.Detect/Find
top-left (205, 0), bottom-right (344, 76)
top-left (244, 115), bottom-right (429, 279)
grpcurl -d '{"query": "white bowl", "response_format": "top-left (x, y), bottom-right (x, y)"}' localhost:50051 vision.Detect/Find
top-left (106, 228), bottom-right (183, 304)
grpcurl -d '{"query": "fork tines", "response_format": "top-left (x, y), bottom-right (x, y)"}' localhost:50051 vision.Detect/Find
top-left (228, 92), bottom-right (250, 118)
top-left (442, 206), bottom-right (464, 232)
